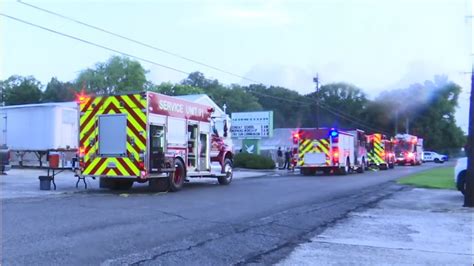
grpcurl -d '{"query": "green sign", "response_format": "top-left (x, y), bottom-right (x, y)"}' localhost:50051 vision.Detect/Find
top-left (242, 139), bottom-right (260, 154)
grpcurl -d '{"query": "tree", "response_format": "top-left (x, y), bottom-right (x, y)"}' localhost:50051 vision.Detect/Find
top-left (306, 82), bottom-right (370, 129)
top-left (76, 56), bottom-right (147, 95)
top-left (43, 77), bottom-right (76, 102)
top-left (1, 75), bottom-right (42, 105)
top-left (180, 72), bottom-right (262, 113)
top-left (149, 82), bottom-right (204, 96)
top-left (245, 84), bottom-right (309, 128)
top-left (375, 75), bottom-right (465, 152)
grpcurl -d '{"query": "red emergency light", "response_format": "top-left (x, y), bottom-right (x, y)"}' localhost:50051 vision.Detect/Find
top-left (292, 130), bottom-right (301, 144)
top-left (75, 91), bottom-right (90, 105)
top-left (332, 147), bottom-right (339, 163)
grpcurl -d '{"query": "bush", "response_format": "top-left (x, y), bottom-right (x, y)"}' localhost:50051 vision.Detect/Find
top-left (234, 153), bottom-right (276, 169)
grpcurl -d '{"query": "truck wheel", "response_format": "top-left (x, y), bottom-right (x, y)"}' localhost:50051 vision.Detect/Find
top-left (338, 158), bottom-right (350, 175)
top-left (457, 171), bottom-right (466, 195)
top-left (379, 164), bottom-right (388, 170)
top-left (434, 158), bottom-right (440, 163)
top-left (170, 159), bottom-right (185, 192)
top-left (388, 163), bottom-right (394, 169)
top-left (218, 159), bottom-right (233, 185)
top-left (356, 158), bottom-right (365, 173)
top-left (149, 178), bottom-right (170, 192)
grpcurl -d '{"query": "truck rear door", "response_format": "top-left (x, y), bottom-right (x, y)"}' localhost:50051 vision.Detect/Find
top-left (79, 94), bottom-right (147, 177)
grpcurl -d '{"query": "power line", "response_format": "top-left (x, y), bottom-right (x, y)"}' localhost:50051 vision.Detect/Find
top-left (17, 0), bottom-right (261, 84)
top-left (0, 13), bottom-right (190, 76)
top-left (1, 13), bottom-right (389, 134)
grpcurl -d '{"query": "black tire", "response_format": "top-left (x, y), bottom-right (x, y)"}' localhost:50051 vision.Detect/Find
top-left (356, 158), bottom-right (365, 173)
top-left (457, 171), bottom-right (466, 195)
top-left (218, 159), bottom-right (233, 185)
top-left (170, 159), bottom-right (185, 192)
top-left (338, 158), bottom-right (350, 175)
top-left (379, 164), bottom-right (388, 170)
top-left (388, 163), bottom-right (394, 169)
top-left (149, 178), bottom-right (170, 192)
top-left (322, 169), bottom-right (331, 175)
top-left (434, 158), bottom-right (440, 163)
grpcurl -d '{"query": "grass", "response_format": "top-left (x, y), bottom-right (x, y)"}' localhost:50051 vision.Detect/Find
top-left (397, 167), bottom-right (456, 190)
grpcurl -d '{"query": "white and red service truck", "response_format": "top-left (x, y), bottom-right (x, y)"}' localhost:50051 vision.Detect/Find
top-left (77, 91), bottom-right (234, 191)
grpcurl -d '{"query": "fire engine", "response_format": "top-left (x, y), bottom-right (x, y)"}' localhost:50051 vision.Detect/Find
top-left (296, 128), bottom-right (359, 175)
top-left (366, 133), bottom-right (395, 170)
top-left (393, 134), bottom-right (423, 166)
top-left (346, 129), bottom-right (368, 173)
top-left (77, 91), bottom-right (234, 192)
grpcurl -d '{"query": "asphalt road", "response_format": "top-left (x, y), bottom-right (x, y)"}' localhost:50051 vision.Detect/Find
top-left (2, 163), bottom-right (447, 265)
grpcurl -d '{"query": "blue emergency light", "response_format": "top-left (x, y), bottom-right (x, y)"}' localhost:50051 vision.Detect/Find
top-left (329, 128), bottom-right (339, 138)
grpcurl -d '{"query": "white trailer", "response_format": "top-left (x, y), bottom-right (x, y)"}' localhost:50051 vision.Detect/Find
top-left (0, 102), bottom-right (78, 166)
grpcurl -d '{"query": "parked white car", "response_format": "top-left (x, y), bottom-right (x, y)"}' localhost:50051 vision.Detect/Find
top-left (423, 151), bottom-right (447, 163)
top-left (454, 157), bottom-right (467, 195)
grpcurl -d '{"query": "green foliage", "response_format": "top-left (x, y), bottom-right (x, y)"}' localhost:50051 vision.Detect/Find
top-left (246, 84), bottom-right (309, 128)
top-left (149, 82), bottom-right (204, 96)
top-left (233, 152), bottom-right (275, 169)
top-left (76, 56), bottom-right (147, 95)
top-left (307, 82), bottom-right (369, 128)
top-left (43, 77), bottom-right (76, 102)
top-left (397, 167), bottom-right (455, 189)
top-left (182, 71), bottom-right (262, 113)
top-left (1, 75), bottom-right (42, 105)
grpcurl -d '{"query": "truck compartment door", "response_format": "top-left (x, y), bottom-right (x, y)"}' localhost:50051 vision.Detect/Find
top-left (98, 114), bottom-right (127, 156)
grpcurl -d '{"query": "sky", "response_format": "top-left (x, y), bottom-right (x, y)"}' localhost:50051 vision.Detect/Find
top-left (0, 0), bottom-right (472, 132)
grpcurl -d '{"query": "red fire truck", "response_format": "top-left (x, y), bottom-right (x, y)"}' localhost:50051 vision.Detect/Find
top-left (296, 128), bottom-right (358, 175)
top-left (394, 134), bottom-right (423, 166)
top-left (366, 133), bottom-right (395, 170)
top-left (77, 91), bottom-right (233, 191)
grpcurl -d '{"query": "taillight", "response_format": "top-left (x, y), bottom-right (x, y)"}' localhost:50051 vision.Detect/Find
top-left (138, 161), bottom-right (145, 170)
top-left (332, 147), bottom-right (339, 164)
top-left (79, 146), bottom-right (86, 158)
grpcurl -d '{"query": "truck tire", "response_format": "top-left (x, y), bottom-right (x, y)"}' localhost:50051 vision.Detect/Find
top-left (356, 158), bottom-right (365, 173)
top-left (218, 159), bottom-right (233, 185)
top-left (338, 158), bottom-right (350, 175)
top-left (149, 178), bottom-right (170, 192)
top-left (170, 159), bottom-right (185, 192)
top-left (457, 171), bottom-right (466, 195)
top-left (379, 164), bottom-right (388, 170)
top-left (388, 162), bottom-right (394, 169)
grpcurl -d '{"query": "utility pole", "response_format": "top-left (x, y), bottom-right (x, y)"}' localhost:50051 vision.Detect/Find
top-left (464, 65), bottom-right (473, 207)
top-left (394, 110), bottom-right (399, 135)
top-left (405, 118), bottom-right (409, 134)
top-left (463, 2), bottom-right (473, 207)
top-left (313, 74), bottom-right (320, 128)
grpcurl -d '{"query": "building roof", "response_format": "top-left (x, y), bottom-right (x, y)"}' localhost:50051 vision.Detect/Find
top-left (0, 101), bottom-right (77, 110)
top-left (174, 94), bottom-right (225, 116)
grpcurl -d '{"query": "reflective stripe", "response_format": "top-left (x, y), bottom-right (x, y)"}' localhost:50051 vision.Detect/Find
top-left (80, 94), bottom-right (146, 177)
